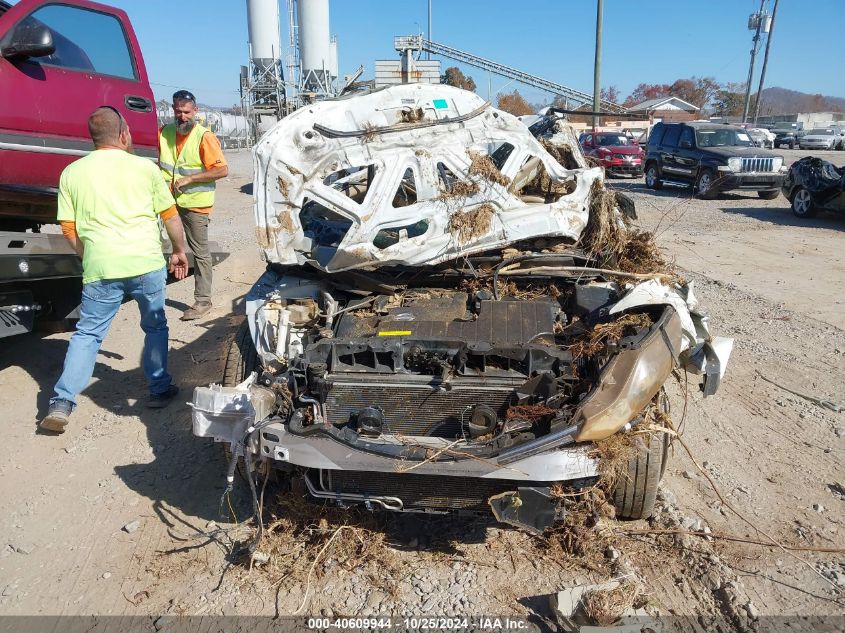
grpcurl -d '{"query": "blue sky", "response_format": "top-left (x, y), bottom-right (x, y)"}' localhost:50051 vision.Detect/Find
top-left (18, 0), bottom-right (843, 107)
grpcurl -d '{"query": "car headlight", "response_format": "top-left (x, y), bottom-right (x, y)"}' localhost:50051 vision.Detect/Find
top-left (772, 157), bottom-right (783, 172)
top-left (574, 308), bottom-right (681, 442)
top-left (727, 157), bottom-right (742, 172)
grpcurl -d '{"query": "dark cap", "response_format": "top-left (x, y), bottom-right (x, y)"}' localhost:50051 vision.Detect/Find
top-left (172, 89), bottom-right (196, 104)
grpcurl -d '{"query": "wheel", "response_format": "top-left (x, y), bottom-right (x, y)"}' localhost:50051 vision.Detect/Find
top-left (789, 141), bottom-right (794, 150)
top-left (758, 189), bottom-right (779, 200)
top-left (613, 408), bottom-right (669, 520)
top-left (837, 140), bottom-right (844, 151)
top-left (221, 321), bottom-right (261, 478)
top-left (791, 187), bottom-right (817, 218)
top-left (222, 320), bottom-right (260, 387)
top-left (695, 169), bottom-right (717, 199)
top-left (644, 163), bottom-right (662, 190)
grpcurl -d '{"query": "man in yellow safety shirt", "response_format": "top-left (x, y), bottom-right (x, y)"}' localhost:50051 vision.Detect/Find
top-left (40, 106), bottom-right (189, 434)
top-left (158, 89), bottom-right (228, 320)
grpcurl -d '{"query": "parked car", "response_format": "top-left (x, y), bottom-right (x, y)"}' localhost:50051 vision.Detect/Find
top-left (782, 157), bottom-right (845, 218)
top-left (578, 132), bottom-right (644, 177)
top-left (644, 122), bottom-right (787, 199)
top-left (746, 127), bottom-right (775, 149)
top-left (799, 128), bottom-right (845, 151)
top-left (773, 129), bottom-right (802, 149)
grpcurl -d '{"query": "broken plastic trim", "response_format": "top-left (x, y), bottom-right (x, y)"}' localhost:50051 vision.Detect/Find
top-left (312, 101), bottom-right (490, 138)
top-left (488, 487), bottom-right (560, 535)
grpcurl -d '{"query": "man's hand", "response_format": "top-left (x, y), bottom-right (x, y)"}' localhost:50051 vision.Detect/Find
top-left (169, 252), bottom-right (189, 280)
top-left (173, 176), bottom-right (192, 192)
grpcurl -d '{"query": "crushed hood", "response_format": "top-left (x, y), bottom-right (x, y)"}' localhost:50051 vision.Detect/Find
top-left (252, 84), bottom-right (601, 272)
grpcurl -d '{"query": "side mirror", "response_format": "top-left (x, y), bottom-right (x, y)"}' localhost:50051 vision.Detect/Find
top-left (1, 22), bottom-right (55, 59)
top-left (679, 140), bottom-right (692, 149)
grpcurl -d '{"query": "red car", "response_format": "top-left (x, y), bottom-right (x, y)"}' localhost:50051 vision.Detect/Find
top-left (579, 132), bottom-right (644, 177)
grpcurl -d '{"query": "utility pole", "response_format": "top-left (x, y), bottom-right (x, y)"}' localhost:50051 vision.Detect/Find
top-left (592, 0), bottom-right (603, 131)
top-left (753, 0), bottom-right (778, 123)
top-left (427, 0), bottom-right (432, 60)
top-left (742, 0), bottom-right (767, 124)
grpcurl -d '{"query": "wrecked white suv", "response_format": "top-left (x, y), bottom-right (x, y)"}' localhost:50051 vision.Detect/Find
top-left (192, 84), bottom-right (731, 534)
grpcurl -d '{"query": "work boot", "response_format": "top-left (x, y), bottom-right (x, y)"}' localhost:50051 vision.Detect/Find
top-left (146, 384), bottom-right (180, 409)
top-left (180, 300), bottom-right (212, 321)
top-left (39, 399), bottom-right (73, 434)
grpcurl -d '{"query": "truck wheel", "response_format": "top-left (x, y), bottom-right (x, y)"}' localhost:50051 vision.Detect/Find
top-left (221, 321), bottom-right (261, 479)
top-left (644, 163), bottom-right (662, 190)
top-left (613, 409), bottom-right (669, 521)
top-left (757, 189), bottom-right (779, 200)
top-left (695, 169), bottom-right (717, 199)
top-left (791, 187), bottom-right (817, 218)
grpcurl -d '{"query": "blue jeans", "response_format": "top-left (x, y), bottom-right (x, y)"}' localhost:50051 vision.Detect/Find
top-left (52, 267), bottom-right (173, 407)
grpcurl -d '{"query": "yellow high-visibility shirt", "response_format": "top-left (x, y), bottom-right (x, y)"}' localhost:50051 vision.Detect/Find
top-left (57, 149), bottom-right (175, 284)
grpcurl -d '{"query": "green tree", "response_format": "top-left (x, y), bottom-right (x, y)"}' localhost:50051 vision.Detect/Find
top-left (443, 67), bottom-right (476, 92)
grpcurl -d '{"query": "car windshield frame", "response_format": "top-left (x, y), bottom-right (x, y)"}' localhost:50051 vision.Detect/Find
top-left (694, 127), bottom-right (754, 148)
top-left (595, 134), bottom-right (631, 147)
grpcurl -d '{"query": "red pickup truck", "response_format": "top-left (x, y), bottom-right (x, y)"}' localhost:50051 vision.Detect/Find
top-left (0, 0), bottom-right (158, 336)
top-left (0, 0), bottom-right (158, 228)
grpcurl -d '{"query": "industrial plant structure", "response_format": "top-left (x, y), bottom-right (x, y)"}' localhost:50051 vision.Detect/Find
top-left (241, 0), bottom-right (342, 140)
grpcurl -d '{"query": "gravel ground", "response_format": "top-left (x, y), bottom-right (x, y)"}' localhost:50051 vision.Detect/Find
top-left (0, 148), bottom-right (842, 626)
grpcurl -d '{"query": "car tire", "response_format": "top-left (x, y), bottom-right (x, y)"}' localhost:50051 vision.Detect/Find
top-left (645, 163), bottom-right (662, 190)
top-left (791, 187), bottom-right (817, 218)
top-left (789, 141), bottom-right (794, 150)
top-left (221, 320), bottom-right (262, 479)
top-left (613, 400), bottom-right (669, 521)
top-left (695, 168), bottom-right (717, 199)
top-left (758, 190), bottom-right (779, 200)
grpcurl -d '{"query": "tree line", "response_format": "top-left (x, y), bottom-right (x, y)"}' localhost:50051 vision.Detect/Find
top-left (442, 67), bottom-right (841, 118)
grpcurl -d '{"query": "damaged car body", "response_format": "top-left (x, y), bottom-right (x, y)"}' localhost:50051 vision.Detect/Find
top-left (192, 85), bottom-right (732, 534)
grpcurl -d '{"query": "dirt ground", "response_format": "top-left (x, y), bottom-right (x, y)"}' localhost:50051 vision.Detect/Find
top-left (0, 148), bottom-right (843, 628)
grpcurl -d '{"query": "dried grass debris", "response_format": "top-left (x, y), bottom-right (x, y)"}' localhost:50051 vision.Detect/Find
top-left (582, 581), bottom-right (644, 626)
top-left (506, 404), bottom-right (556, 421)
top-left (618, 230), bottom-right (680, 281)
top-left (448, 203), bottom-right (495, 244)
top-left (467, 150), bottom-right (511, 188)
top-left (258, 489), bottom-right (403, 609)
top-left (581, 179), bottom-right (629, 259)
top-left (360, 122), bottom-right (378, 143)
top-left (569, 312), bottom-right (653, 360)
top-left (276, 176), bottom-right (289, 199)
top-left (540, 138), bottom-right (580, 170)
top-left (438, 179), bottom-right (480, 201)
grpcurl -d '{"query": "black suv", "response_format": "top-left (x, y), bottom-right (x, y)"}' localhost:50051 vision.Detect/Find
top-left (773, 129), bottom-right (803, 149)
top-left (644, 122), bottom-right (787, 199)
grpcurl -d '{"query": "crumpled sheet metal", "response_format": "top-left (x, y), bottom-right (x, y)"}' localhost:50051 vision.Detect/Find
top-left (253, 83), bottom-right (603, 272)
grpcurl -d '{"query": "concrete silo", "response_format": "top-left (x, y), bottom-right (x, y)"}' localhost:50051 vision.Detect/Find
top-left (298, 0), bottom-right (332, 94)
top-left (243, 0), bottom-right (286, 134)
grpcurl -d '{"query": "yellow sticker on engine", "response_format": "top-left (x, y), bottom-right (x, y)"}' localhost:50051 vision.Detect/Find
top-left (377, 330), bottom-right (412, 336)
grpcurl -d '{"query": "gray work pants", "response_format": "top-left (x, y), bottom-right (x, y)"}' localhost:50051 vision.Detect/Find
top-left (178, 208), bottom-right (212, 303)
